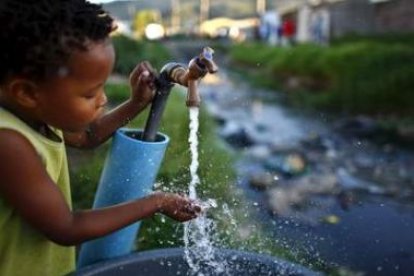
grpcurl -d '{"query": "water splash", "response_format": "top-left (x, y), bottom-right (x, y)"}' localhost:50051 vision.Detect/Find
top-left (184, 107), bottom-right (226, 275)
top-left (222, 203), bottom-right (237, 230)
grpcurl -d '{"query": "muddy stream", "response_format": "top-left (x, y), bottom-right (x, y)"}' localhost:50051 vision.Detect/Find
top-left (195, 63), bottom-right (414, 276)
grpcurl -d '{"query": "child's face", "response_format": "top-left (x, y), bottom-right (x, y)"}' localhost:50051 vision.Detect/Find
top-left (34, 40), bottom-right (115, 132)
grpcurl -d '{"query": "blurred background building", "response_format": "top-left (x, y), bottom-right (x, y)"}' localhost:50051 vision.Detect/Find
top-left (103, 0), bottom-right (414, 43)
top-left (276, 0), bottom-right (414, 43)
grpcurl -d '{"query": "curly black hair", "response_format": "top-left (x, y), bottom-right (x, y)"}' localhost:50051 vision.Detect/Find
top-left (0, 0), bottom-right (114, 83)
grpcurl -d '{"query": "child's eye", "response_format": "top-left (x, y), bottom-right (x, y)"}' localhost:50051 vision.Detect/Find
top-left (83, 94), bottom-right (96, 99)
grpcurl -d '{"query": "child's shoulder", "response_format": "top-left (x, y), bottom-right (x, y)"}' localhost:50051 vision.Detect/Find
top-left (0, 107), bottom-right (36, 140)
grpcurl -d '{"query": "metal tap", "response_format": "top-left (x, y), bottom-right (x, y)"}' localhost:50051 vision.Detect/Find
top-left (161, 47), bottom-right (218, 107)
top-left (142, 47), bottom-right (218, 141)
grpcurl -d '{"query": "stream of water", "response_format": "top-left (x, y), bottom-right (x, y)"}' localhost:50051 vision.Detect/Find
top-left (184, 107), bottom-right (225, 275)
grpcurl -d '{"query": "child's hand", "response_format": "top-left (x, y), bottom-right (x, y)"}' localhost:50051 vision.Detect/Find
top-left (154, 192), bottom-right (201, 222)
top-left (129, 61), bottom-right (156, 106)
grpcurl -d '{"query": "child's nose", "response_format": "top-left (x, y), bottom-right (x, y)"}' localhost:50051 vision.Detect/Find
top-left (97, 92), bottom-right (107, 108)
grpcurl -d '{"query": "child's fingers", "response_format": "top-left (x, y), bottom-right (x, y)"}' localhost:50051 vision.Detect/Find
top-left (141, 61), bottom-right (157, 76)
top-left (177, 210), bottom-right (198, 221)
top-left (129, 61), bottom-right (156, 85)
top-left (129, 63), bottom-right (147, 85)
top-left (139, 70), bottom-right (150, 81)
top-left (129, 63), bottom-right (141, 84)
top-left (182, 201), bottom-right (202, 216)
top-left (190, 202), bottom-right (202, 213)
top-left (137, 70), bottom-right (153, 90)
top-left (141, 62), bottom-right (157, 89)
top-left (176, 195), bottom-right (201, 213)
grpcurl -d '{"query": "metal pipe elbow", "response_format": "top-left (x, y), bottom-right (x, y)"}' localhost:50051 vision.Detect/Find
top-left (160, 62), bottom-right (187, 86)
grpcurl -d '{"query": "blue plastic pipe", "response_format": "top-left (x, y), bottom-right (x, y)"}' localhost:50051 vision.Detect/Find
top-left (77, 128), bottom-right (169, 268)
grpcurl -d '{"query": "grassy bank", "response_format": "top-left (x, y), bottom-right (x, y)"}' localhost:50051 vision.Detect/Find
top-left (229, 39), bottom-right (414, 117)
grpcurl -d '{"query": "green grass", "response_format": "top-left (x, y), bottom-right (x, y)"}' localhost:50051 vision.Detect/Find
top-left (229, 39), bottom-right (414, 117)
top-left (112, 35), bottom-right (171, 76)
top-left (331, 32), bottom-right (414, 46)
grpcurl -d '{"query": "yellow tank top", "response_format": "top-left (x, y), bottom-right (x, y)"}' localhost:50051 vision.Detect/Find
top-left (0, 107), bottom-right (75, 276)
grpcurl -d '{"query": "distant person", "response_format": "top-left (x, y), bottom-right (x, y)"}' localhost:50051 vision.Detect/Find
top-left (282, 18), bottom-right (297, 46)
top-left (0, 1), bottom-right (201, 275)
top-left (311, 13), bottom-right (324, 44)
top-left (259, 20), bottom-right (270, 42)
top-left (259, 11), bottom-right (281, 46)
top-left (311, 9), bottom-right (330, 45)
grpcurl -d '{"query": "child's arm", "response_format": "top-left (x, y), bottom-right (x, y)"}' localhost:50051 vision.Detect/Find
top-left (64, 61), bottom-right (156, 149)
top-left (0, 130), bottom-right (199, 246)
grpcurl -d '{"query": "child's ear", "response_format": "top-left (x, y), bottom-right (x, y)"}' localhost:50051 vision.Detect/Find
top-left (7, 78), bottom-right (40, 108)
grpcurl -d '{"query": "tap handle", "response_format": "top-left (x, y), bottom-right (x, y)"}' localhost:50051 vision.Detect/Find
top-left (199, 47), bottom-right (218, 74)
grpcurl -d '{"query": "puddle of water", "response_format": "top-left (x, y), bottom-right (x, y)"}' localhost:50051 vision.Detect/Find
top-left (258, 195), bottom-right (414, 275)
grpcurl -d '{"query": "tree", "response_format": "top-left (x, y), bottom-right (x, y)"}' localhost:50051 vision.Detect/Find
top-left (131, 9), bottom-right (161, 38)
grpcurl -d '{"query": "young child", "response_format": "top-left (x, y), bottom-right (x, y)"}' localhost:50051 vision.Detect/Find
top-left (0, 1), bottom-right (200, 275)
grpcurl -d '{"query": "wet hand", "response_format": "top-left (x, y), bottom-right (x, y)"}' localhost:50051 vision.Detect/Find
top-left (129, 61), bottom-right (156, 107)
top-left (154, 192), bottom-right (201, 222)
